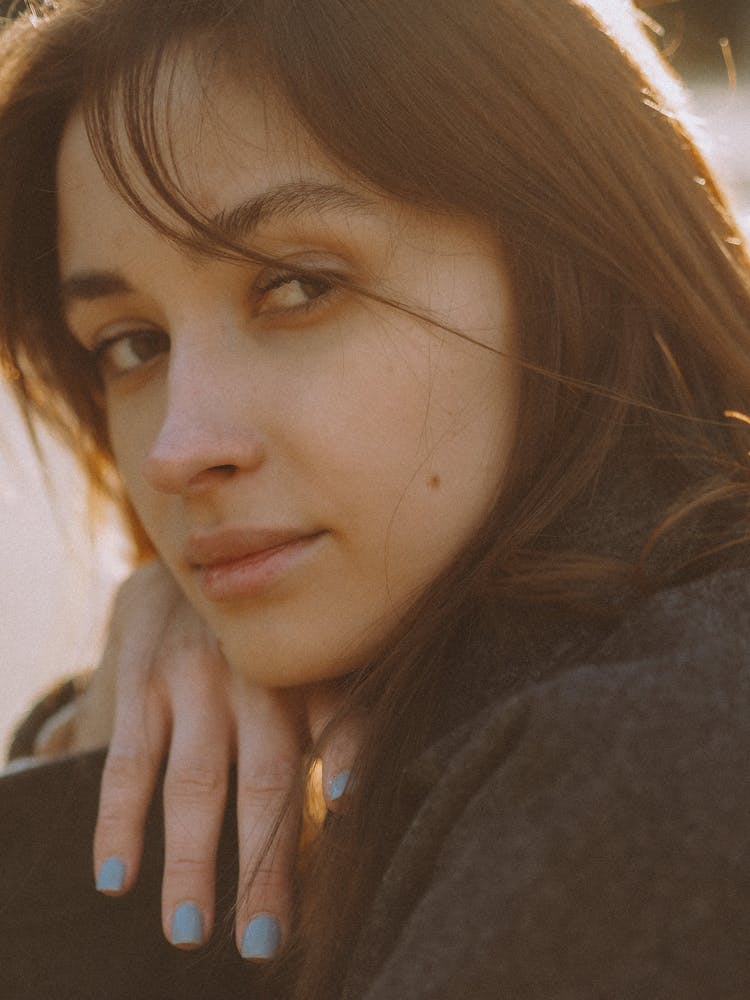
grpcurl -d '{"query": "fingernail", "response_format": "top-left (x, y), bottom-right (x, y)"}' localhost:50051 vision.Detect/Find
top-left (329, 769), bottom-right (352, 802)
top-left (171, 902), bottom-right (204, 947)
top-left (241, 914), bottom-right (281, 961)
top-left (96, 856), bottom-right (125, 893)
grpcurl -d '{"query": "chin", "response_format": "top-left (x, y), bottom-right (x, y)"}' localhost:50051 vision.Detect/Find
top-left (219, 624), bottom-right (379, 688)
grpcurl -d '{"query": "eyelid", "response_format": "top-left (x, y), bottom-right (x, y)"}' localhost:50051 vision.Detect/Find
top-left (253, 252), bottom-right (350, 284)
top-left (88, 319), bottom-right (162, 354)
top-left (253, 266), bottom-right (345, 296)
top-left (60, 306), bottom-right (151, 354)
top-left (89, 325), bottom-right (169, 384)
top-left (249, 256), bottom-right (352, 321)
top-left (66, 251), bottom-right (358, 351)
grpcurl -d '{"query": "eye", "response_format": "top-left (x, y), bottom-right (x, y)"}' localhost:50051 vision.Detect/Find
top-left (253, 268), bottom-right (336, 318)
top-left (95, 328), bottom-right (170, 378)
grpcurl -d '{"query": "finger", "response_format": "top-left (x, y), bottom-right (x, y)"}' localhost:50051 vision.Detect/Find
top-left (234, 686), bottom-right (303, 963)
top-left (160, 655), bottom-right (232, 950)
top-left (92, 573), bottom-right (179, 896)
top-left (305, 685), bottom-right (362, 813)
top-left (93, 673), bottom-right (169, 896)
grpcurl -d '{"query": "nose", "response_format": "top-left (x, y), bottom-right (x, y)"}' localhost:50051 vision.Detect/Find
top-left (142, 349), bottom-right (265, 496)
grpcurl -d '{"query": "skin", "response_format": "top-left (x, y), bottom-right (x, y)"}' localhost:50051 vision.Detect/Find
top-left (55, 51), bottom-right (517, 954)
top-left (83, 562), bottom-right (362, 956)
top-left (57, 57), bottom-right (516, 689)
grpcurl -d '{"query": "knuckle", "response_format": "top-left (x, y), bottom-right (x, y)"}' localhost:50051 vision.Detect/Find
top-left (240, 859), bottom-right (287, 895)
top-left (96, 804), bottom-right (130, 833)
top-left (242, 753), bottom-right (299, 790)
top-left (164, 760), bottom-right (226, 803)
top-left (174, 638), bottom-right (223, 669)
top-left (238, 786), bottom-right (288, 815)
top-left (101, 750), bottom-right (154, 796)
top-left (245, 872), bottom-right (279, 897)
top-left (163, 855), bottom-right (214, 880)
top-left (238, 756), bottom-right (299, 806)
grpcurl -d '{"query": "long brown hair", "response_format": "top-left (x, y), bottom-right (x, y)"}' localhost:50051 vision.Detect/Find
top-left (1, 1), bottom-right (750, 995)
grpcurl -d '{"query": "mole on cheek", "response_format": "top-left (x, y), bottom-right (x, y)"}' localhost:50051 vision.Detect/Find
top-left (428, 474), bottom-right (441, 490)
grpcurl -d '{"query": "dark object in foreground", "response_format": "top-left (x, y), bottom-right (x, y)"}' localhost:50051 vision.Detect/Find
top-left (0, 751), bottom-right (279, 1000)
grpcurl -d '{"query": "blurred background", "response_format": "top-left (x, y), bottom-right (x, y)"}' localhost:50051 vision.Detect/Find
top-left (0, 0), bottom-right (748, 756)
top-left (641, 0), bottom-right (750, 228)
top-left (643, 0), bottom-right (749, 78)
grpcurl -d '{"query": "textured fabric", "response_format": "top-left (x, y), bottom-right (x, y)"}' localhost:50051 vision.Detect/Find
top-left (7, 673), bottom-right (87, 760)
top-left (0, 750), bottom-right (286, 1000)
top-left (343, 567), bottom-right (750, 999)
top-left (1, 567), bottom-right (749, 997)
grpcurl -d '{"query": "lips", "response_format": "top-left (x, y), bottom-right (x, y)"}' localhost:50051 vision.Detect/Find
top-left (186, 527), bottom-right (325, 602)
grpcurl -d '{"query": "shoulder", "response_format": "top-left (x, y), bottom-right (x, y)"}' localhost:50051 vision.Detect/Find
top-left (589, 562), bottom-right (750, 665)
top-left (481, 565), bottom-right (750, 786)
top-left (508, 564), bottom-right (750, 780)
top-left (423, 565), bottom-right (750, 818)
top-left (358, 567), bottom-right (750, 1000)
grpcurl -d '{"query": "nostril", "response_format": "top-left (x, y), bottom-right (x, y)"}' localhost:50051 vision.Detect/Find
top-left (185, 463), bottom-right (238, 492)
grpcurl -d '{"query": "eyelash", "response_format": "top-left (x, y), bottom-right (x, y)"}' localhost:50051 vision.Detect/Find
top-left (93, 328), bottom-right (169, 379)
top-left (252, 267), bottom-right (339, 318)
top-left (92, 267), bottom-right (342, 380)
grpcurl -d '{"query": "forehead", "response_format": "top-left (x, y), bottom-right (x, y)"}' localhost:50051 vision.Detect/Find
top-left (56, 47), bottom-right (509, 316)
top-left (56, 53), bottom-right (352, 233)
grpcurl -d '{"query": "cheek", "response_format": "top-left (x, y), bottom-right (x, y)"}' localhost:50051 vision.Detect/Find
top-left (387, 385), bottom-right (511, 563)
top-left (322, 336), bottom-right (513, 570)
top-left (107, 399), bottom-right (162, 525)
top-left (392, 341), bottom-right (514, 551)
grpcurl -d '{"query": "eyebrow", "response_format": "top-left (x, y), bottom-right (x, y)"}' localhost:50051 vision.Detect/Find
top-left (60, 271), bottom-right (134, 305)
top-left (212, 180), bottom-right (376, 242)
top-left (60, 180), bottom-right (376, 307)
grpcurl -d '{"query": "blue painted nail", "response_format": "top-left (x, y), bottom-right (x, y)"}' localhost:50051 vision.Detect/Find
top-left (171, 902), bottom-right (204, 947)
top-left (329, 769), bottom-right (351, 802)
top-left (96, 856), bottom-right (125, 893)
top-left (241, 914), bottom-right (281, 961)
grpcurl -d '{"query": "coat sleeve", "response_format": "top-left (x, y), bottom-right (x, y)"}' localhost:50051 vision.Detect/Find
top-left (0, 750), bottom-right (277, 1000)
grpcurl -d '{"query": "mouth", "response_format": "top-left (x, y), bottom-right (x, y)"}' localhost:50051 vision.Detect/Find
top-left (187, 528), bottom-right (326, 603)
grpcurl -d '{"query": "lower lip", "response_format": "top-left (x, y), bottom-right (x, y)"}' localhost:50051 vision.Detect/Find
top-left (195, 533), bottom-right (325, 602)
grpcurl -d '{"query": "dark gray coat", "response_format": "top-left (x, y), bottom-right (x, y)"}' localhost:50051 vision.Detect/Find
top-left (345, 566), bottom-right (750, 999)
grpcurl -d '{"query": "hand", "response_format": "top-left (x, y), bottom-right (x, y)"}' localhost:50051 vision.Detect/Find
top-left (89, 561), bottom-right (359, 960)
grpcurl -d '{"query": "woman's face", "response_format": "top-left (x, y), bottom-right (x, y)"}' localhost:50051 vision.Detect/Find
top-left (57, 59), bottom-right (516, 685)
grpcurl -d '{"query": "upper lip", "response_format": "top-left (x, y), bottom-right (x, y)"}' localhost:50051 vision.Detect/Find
top-left (185, 527), bottom-right (319, 568)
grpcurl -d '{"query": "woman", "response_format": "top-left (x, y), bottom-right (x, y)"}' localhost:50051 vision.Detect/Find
top-left (0, 0), bottom-right (749, 997)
